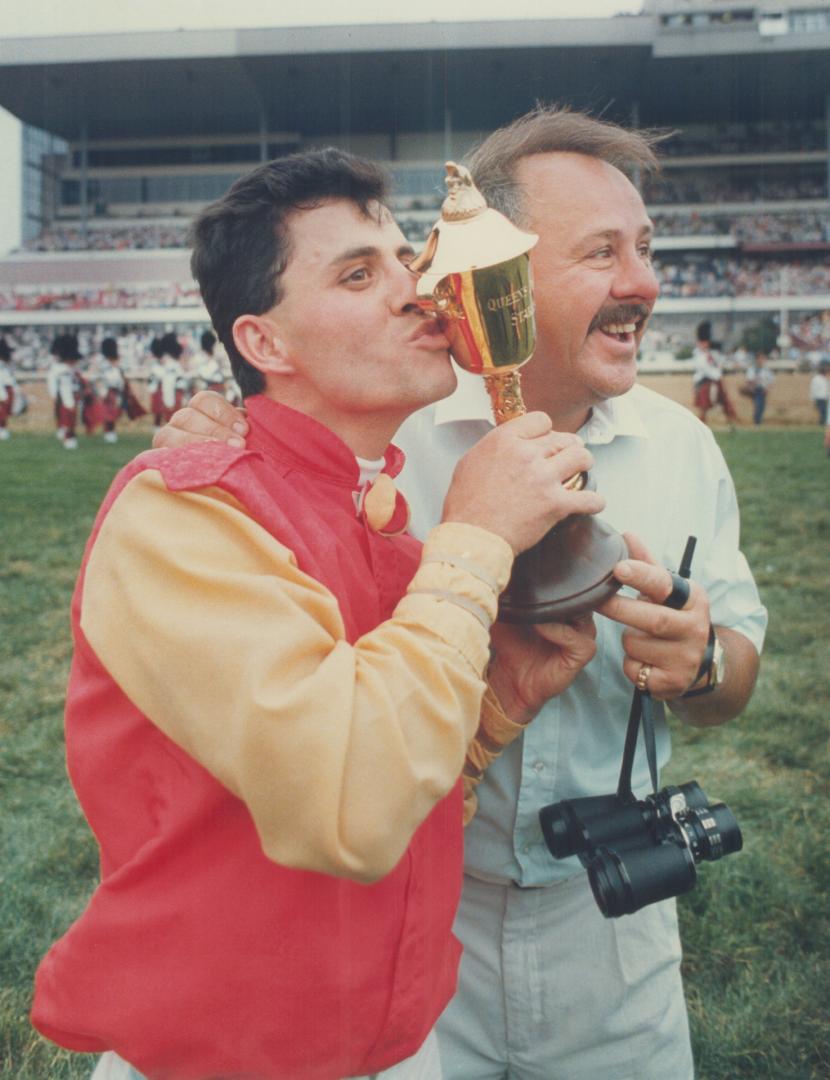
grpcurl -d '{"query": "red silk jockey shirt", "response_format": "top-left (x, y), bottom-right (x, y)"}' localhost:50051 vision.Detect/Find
top-left (31, 396), bottom-right (478, 1080)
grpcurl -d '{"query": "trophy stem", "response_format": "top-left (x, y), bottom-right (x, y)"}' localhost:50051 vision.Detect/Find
top-left (483, 368), bottom-right (585, 491)
top-left (483, 370), bottom-right (526, 425)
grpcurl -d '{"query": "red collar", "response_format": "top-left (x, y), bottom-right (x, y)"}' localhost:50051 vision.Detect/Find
top-left (244, 395), bottom-right (405, 489)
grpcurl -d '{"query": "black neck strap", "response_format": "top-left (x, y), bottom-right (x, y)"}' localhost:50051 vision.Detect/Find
top-left (616, 535), bottom-right (696, 803)
top-left (616, 689), bottom-right (663, 802)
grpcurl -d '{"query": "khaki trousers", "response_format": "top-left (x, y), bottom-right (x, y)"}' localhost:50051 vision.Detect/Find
top-left (437, 871), bottom-right (694, 1080)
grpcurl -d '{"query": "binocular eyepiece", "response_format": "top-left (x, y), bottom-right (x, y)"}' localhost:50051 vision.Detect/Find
top-left (539, 781), bottom-right (742, 918)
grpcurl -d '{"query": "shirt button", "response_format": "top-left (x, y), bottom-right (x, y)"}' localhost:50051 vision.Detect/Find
top-left (522, 843), bottom-right (531, 854)
top-left (533, 760), bottom-right (545, 773)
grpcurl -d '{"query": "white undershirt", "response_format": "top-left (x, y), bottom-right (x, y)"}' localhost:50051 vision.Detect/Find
top-left (355, 455), bottom-right (386, 487)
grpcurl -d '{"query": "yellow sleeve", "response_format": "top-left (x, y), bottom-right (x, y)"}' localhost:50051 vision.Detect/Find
top-left (80, 470), bottom-right (513, 883)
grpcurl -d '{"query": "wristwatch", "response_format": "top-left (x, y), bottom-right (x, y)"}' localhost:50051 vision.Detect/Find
top-left (682, 625), bottom-right (725, 698)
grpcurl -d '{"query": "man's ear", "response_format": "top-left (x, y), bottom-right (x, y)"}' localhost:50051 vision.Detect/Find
top-left (232, 314), bottom-right (296, 377)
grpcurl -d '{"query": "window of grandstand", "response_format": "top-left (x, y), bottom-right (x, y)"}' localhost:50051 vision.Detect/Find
top-left (660, 8), bottom-right (755, 28)
top-left (145, 174), bottom-right (243, 202)
top-left (62, 177), bottom-right (142, 206)
top-left (23, 125), bottom-right (68, 245)
top-left (70, 138), bottom-right (302, 171)
top-left (759, 12), bottom-right (789, 35)
top-left (388, 164), bottom-right (447, 208)
top-left (60, 173), bottom-right (246, 207)
top-left (73, 145), bottom-right (263, 168)
top-left (58, 162), bottom-right (446, 216)
top-left (790, 9), bottom-right (830, 32)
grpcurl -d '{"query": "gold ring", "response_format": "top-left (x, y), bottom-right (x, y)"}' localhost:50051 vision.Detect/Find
top-left (564, 470), bottom-right (587, 492)
top-left (635, 663), bottom-right (652, 693)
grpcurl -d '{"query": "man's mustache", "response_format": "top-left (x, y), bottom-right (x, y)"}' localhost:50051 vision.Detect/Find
top-left (588, 304), bottom-right (652, 334)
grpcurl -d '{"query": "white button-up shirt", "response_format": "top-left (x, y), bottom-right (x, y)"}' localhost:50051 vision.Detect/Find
top-left (394, 367), bottom-right (767, 885)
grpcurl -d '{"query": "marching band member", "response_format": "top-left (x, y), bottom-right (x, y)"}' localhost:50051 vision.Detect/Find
top-left (0, 337), bottom-right (19, 441)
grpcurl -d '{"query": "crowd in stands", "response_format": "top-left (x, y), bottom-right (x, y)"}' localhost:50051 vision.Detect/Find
top-left (791, 312), bottom-right (830, 355)
top-left (649, 211), bottom-right (830, 244)
top-left (659, 122), bottom-right (827, 157)
top-left (24, 223), bottom-right (191, 253)
top-left (3, 253), bottom-right (828, 317)
top-left (649, 212), bottom-right (734, 237)
top-left (0, 283), bottom-right (202, 313)
top-left (733, 212), bottom-right (830, 246)
top-left (652, 255), bottom-right (830, 299)
top-left (15, 203), bottom-right (828, 254)
top-left (645, 173), bottom-right (827, 206)
top-left (22, 215), bottom-right (438, 252)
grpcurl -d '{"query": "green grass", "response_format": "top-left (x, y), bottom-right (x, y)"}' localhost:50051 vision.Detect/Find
top-left (662, 428), bottom-right (830, 1080)
top-left (1, 434), bottom-right (145, 1079)
top-left (1, 428), bottom-right (829, 1079)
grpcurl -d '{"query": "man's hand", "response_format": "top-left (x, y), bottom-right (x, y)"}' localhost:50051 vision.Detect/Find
top-left (487, 617), bottom-right (597, 727)
top-left (596, 533), bottom-right (711, 701)
top-left (596, 532), bottom-right (759, 724)
top-left (152, 390), bottom-right (248, 450)
top-left (442, 412), bottom-right (605, 554)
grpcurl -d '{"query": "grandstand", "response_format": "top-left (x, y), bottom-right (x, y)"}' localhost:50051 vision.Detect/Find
top-left (0, 0), bottom-right (828, 372)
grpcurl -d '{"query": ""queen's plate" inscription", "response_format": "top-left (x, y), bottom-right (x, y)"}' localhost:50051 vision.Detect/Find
top-left (486, 283), bottom-right (535, 332)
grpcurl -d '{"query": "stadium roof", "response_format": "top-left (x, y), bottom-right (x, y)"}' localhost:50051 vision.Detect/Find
top-left (1, 16), bottom-right (829, 142)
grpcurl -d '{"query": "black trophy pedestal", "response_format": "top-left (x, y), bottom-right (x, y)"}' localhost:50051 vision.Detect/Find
top-left (499, 514), bottom-right (629, 624)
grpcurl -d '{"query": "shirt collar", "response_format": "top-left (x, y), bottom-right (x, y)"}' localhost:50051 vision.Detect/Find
top-left (580, 389), bottom-right (650, 445)
top-left (433, 365), bottom-right (649, 446)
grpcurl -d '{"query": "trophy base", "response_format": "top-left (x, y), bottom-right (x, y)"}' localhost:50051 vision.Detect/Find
top-left (499, 515), bottom-right (629, 624)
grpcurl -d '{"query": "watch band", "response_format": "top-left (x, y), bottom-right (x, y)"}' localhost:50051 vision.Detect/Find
top-left (682, 624), bottom-right (718, 698)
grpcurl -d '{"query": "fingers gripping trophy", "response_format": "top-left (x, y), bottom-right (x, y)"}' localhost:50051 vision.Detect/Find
top-left (411, 162), bottom-right (628, 623)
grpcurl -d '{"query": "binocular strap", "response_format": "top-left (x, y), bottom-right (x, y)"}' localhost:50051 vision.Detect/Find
top-left (617, 535), bottom-right (695, 804)
top-left (617, 689), bottom-right (663, 803)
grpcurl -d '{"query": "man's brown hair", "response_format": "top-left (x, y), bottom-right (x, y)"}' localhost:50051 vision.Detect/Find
top-left (190, 148), bottom-right (389, 397)
top-left (468, 105), bottom-right (667, 225)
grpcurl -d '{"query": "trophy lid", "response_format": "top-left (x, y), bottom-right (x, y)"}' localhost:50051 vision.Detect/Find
top-left (412, 162), bottom-right (538, 287)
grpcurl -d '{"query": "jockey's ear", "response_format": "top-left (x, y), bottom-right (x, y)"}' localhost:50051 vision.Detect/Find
top-left (232, 314), bottom-right (295, 379)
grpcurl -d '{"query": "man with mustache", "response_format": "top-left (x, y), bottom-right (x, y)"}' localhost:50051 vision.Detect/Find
top-left (161, 108), bottom-right (767, 1079)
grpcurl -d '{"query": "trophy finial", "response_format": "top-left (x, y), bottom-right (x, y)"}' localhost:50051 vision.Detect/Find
top-left (442, 162), bottom-right (488, 221)
top-left (411, 163), bottom-right (537, 281)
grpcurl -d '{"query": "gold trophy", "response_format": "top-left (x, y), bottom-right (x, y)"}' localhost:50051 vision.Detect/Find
top-left (411, 162), bottom-right (627, 623)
